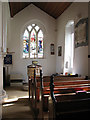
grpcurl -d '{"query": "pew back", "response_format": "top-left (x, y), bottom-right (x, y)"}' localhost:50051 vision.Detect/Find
top-left (49, 75), bottom-right (90, 119)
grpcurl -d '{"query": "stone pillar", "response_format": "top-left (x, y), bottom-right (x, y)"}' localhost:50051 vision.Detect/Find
top-left (0, 1), bottom-right (7, 119)
top-left (0, 56), bottom-right (3, 119)
top-left (2, 2), bottom-right (7, 53)
top-left (88, 2), bottom-right (90, 78)
top-left (0, 1), bottom-right (2, 53)
top-left (0, 1), bottom-right (3, 119)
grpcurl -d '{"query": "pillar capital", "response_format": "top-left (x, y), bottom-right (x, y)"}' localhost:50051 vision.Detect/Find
top-left (0, 52), bottom-right (7, 58)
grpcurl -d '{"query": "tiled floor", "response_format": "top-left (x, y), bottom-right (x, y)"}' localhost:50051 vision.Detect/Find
top-left (2, 85), bottom-right (49, 120)
top-left (4, 85), bottom-right (29, 101)
top-left (2, 85), bottom-right (33, 119)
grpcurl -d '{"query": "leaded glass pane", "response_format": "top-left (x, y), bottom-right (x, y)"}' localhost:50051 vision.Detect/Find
top-left (23, 30), bottom-right (29, 58)
top-left (32, 24), bottom-right (35, 27)
top-left (27, 25), bottom-right (32, 32)
top-left (23, 29), bottom-right (29, 39)
top-left (35, 26), bottom-right (39, 31)
top-left (38, 30), bottom-right (43, 58)
top-left (30, 29), bottom-right (37, 58)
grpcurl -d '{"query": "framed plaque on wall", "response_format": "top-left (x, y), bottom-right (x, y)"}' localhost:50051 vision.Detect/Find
top-left (58, 46), bottom-right (62, 56)
top-left (4, 54), bottom-right (12, 65)
top-left (75, 18), bottom-right (88, 48)
top-left (50, 44), bottom-right (54, 55)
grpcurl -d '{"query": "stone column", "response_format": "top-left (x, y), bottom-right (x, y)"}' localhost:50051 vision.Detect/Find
top-left (2, 2), bottom-right (7, 53)
top-left (0, 1), bottom-right (2, 53)
top-left (88, 2), bottom-right (90, 78)
top-left (0, 1), bottom-right (3, 119)
top-left (0, 1), bottom-right (7, 119)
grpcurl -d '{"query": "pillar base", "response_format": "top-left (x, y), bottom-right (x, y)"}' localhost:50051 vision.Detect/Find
top-left (0, 89), bottom-right (7, 104)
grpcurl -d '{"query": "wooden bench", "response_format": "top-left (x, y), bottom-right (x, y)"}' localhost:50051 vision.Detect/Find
top-left (28, 70), bottom-right (44, 119)
top-left (29, 70), bottom-right (90, 119)
top-left (36, 76), bottom-right (51, 101)
top-left (37, 76), bottom-right (87, 98)
top-left (37, 75), bottom-right (88, 111)
top-left (29, 72), bottom-right (89, 112)
top-left (49, 75), bottom-right (90, 119)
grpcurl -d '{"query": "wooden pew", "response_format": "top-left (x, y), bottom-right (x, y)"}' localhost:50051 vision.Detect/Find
top-left (30, 75), bottom-right (86, 99)
top-left (36, 75), bottom-right (89, 111)
top-left (29, 72), bottom-right (89, 112)
top-left (29, 69), bottom-right (43, 119)
top-left (36, 76), bottom-right (51, 111)
top-left (36, 76), bottom-right (51, 101)
top-left (36, 76), bottom-right (86, 99)
top-left (49, 75), bottom-right (90, 120)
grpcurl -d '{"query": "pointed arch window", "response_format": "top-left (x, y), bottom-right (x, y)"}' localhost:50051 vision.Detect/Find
top-left (64, 20), bottom-right (74, 74)
top-left (23, 24), bottom-right (44, 58)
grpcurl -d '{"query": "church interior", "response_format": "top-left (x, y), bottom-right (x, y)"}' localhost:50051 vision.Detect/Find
top-left (0, 1), bottom-right (90, 120)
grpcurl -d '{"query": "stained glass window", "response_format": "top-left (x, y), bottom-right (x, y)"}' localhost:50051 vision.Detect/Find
top-left (30, 29), bottom-right (36, 58)
top-left (38, 30), bottom-right (43, 58)
top-left (23, 30), bottom-right (29, 58)
top-left (28, 25), bottom-right (32, 31)
top-left (23, 24), bottom-right (44, 58)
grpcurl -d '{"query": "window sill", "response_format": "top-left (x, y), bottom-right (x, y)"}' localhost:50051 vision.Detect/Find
top-left (22, 57), bottom-right (45, 59)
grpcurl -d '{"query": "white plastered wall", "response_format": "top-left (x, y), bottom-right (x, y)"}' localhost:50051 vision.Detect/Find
top-left (56, 2), bottom-right (88, 76)
top-left (7, 2), bottom-right (89, 82)
top-left (8, 4), bottom-right (56, 82)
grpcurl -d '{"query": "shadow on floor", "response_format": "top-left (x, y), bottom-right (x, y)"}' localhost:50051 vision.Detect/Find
top-left (2, 98), bottom-right (33, 120)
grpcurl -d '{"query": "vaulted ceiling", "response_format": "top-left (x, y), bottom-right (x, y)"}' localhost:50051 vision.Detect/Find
top-left (9, 2), bottom-right (72, 19)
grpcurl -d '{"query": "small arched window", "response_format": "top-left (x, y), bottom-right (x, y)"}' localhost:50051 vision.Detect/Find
top-left (23, 24), bottom-right (44, 58)
top-left (64, 20), bottom-right (74, 74)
